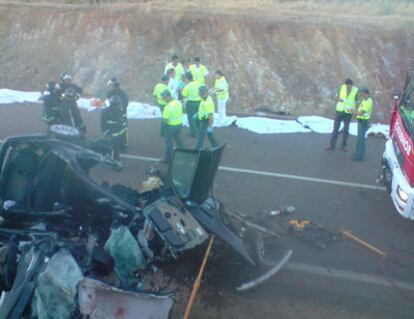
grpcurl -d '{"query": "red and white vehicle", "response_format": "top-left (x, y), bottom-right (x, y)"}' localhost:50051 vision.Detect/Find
top-left (382, 73), bottom-right (414, 219)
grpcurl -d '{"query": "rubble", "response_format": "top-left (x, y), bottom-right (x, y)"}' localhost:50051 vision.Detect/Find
top-left (0, 132), bottom-right (292, 317)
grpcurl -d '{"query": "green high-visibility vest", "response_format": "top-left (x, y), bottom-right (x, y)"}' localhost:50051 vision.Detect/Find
top-left (163, 100), bottom-right (183, 126)
top-left (214, 76), bottom-right (229, 101)
top-left (336, 84), bottom-right (358, 113)
top-left (356, 97), bottom-right (373, 120)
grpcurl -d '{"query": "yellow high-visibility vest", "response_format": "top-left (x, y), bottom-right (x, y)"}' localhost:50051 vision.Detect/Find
top-left (336, 84), bottom-right (358, 113)
top-left (189, 64), bottom-right (208, 85)
top-left (356, 97), bottom-right (373, 120)
top-left (182, 81), bottom-right (201, 101)
top-left (214, 77), bottom-right (229, 101)
top-left (165, 62), bottom-right (185, 83)
top-left (153, 83), bottom-right (169, 106)
top-left (198, 96), bottom-right (215, 120)
top-left (163, 100), bottom-right (183, 126)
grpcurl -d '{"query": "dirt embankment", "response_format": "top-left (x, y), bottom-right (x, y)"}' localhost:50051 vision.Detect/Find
top-left (0, 2), bottom-right (413, 119)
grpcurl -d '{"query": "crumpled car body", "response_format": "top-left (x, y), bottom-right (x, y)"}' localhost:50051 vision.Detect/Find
top-left (0, 134), bottom-right (254, 264)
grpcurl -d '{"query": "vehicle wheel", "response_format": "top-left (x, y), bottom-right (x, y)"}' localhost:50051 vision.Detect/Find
top-left (49, 124), bottom-right (81, 143)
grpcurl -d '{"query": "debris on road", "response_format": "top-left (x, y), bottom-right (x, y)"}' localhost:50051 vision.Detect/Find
top-left (0, 132), bottom-right (292, 317)
top-left (288, 219), bottom-right (340, 249)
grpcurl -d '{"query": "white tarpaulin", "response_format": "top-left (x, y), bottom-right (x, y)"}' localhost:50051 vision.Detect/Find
top-left (0, 88), bottom-right (389, 137)
top-left (0, 89), bottom-right (41, 104)
top-left (237, 117), bottom-right (310, 134)
top-left (298, 115), bottom-right (389, 138)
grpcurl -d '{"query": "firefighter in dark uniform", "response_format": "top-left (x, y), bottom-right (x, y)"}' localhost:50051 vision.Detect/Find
top-left (106, 78), bottom-right (129, 151)
top-left (101, 95), bottom-right (126, 167)
top-left (60, 87), bottom-right (86, 134)
top-left (42, 81), bottom-right (62, 128)
top-left (58, 73), bottom-right (83, 99)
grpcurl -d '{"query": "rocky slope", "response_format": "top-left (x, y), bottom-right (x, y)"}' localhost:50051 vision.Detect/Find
top-left (0, 2), bottom-right (413, 120)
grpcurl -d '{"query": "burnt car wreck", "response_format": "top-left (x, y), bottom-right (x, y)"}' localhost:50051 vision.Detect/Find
top-left (0, 132), bottom-right (292, 318)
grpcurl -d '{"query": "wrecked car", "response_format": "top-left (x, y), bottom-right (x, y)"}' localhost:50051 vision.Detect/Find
top-left (0, 131), bottom-right (291, 318)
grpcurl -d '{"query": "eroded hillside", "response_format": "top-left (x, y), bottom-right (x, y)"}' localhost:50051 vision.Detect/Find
top-left (0, 1), bottom-right (413, 119)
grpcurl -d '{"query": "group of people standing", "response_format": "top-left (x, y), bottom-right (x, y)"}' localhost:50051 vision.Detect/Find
top-left (153, 55), bottom-right (229, 163)
top-left (42, 67), bottom-right (372, 168)
top-left (42, 74), bottom-right (129, 164)
top-left (327, 79), bottom-right (374, 161)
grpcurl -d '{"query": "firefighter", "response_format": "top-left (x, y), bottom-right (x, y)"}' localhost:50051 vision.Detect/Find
top-left (58, 73), bottom-right (83, 99)
top-left (327, 79), bottom-right (359, 151)
top-left (153, 74), bottom-right (170, 136)
top-left (181, 72), bottom-right (201, 137)
top-left (60, 87), bottom-right (86, 134)
top-left (101, 95), bottom-right (126, 166)
top-left (107, 77), bottom-right (129, 150)
top-left (352, 88), bottom-right (374, 161)
top-left (161, 90), bottom-right (185, 163)
top-left (188, 57), bottom-right (209, 85)
top-left (42, 81), bottom-right (62, 128)
top-left (196, 86), bottom-right (219, 149)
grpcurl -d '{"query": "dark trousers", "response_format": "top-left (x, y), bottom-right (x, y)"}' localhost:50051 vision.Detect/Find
top-left (112, 133), bottom-right (125, 160)
top-left (355, 120), bottom-right (369, 160)
top-left (164, 125), bottom-right (185, 162)
top-left (196, 120), bottom-right (219, 149)
top-left (186, 100), bottom-right (200, 136)
top-left (329, 111), bottom-right (352, 147)
top-left (159, 105), bottom-right (165, 137)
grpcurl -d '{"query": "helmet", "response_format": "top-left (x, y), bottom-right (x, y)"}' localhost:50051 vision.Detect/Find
top-left (46, 81), bottom-right (57, 92)
top-left (64, 87), bottom-right (76, 98)
top-left (359, 87), bottom-right (369, 95)
top-left (198, 85), bottom-right (208, 95)
top-left (107, 77), bottom-right (120, 87)
top-left (61, 73), bottom-right (72, 82)
top-left (109, 95), bottom-right (122, 106)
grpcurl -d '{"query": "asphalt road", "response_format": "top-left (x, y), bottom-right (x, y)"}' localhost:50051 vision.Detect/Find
top-left (1, 103), bottom-right (414, 317)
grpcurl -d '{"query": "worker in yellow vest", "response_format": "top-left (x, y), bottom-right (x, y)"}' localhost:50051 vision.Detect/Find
top-left (181, 72), bottom-right (201, 137)
top-left (153, 74), bottom-right (170, 136)
top-left (164, 55), bottom-right (185, 86)
top-left (214, 70), bottom-right (229, 125)
top-left (352, 88), bottom-right (373, 161)
top-left (161, 90), bottom-right (185, 163)
top-left (327, 79), bottom-right (359, 151)
top-left (188, 57), bottom-right (209, 85)
top-left (196, 86), bottom-right (219, 149)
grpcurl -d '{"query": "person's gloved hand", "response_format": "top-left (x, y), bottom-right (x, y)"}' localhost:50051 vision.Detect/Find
top-left (207, 127), bottom-right (214, 133)
top-left (193, 113), bottom-right (198, 120)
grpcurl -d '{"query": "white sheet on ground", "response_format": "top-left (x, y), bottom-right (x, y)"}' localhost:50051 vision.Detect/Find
top-left (0, 88), bottom-right (389, 137)
top-left (127, 102), bottom-right (161, 119)
top-left (236, 117), bottom-right (310, 134)
top-left (0, 89), bottom-right (41, 104)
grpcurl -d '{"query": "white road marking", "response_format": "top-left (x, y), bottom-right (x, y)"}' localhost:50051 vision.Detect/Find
top-left (121, 154), bottom-right (386, 191)
top-left (286, 262), bottom-right (414, 292)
